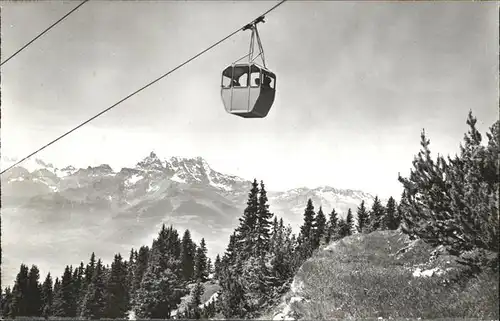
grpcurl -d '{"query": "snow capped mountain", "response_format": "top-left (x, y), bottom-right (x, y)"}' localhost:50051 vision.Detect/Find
top-left (1, 152), bottom-right (377, 287)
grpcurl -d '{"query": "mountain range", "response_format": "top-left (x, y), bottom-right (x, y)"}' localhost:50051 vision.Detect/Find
top-left (1, 152), bottom-right (377, 286)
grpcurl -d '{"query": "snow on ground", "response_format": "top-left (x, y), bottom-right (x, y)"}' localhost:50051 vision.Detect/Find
top-left (171, 173), bottom-right (186, 183)
top-left (147, 182), bottom-right (161, 193)
top-left (209, 181), bottom-right (232, 191)
top-left (413, 267), bottom-right (446, 278)
top-left (125, 174), bottom-right (143, 187)
top-left (32, 177), bottom-right (59, 192)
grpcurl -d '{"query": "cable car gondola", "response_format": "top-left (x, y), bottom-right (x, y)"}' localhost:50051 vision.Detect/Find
top-left (221, 16), bottom-right (276, 118)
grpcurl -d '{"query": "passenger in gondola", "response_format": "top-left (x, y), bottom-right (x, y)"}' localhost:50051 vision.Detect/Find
top-left (255, 78), bottom-right (261, 86)
top-left (232, 78), bottom-right (240, 87)
top-left (262, 76), bottom-right (271, 88)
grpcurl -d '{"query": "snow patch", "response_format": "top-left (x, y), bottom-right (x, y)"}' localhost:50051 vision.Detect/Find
top-left (147, 183), bottom-right (160, 193)
top-left (209, 180), bottom-right (233, 191)
top-left (32, 177), bottom-right (58, 192)
top-left (125, 174), bottom-right (143, 187)
top-left (171, 173), bottom-right (186, 183)
top-left (413, 267), bottom-right (445, 278)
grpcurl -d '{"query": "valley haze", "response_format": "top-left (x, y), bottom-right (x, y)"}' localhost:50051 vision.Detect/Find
top-left (1, 152), bottom-right (377, 286)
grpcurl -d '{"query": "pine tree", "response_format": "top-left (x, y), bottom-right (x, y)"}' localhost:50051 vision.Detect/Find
top-left (236, 179), bottom-right (260, 258)
top-left (222, 233), bottom-right (238, 266)
top-left (76, 262), bottom-right (86, 308)
top-left (133, 246), bottom-right (183, 319)
top-left (194, 238), bottom-right (209, 282)
top-left (52, 265), bottom-right (74, 317)
top-left (104, 254), bottom-right (129, 319)
top-left (80, 259), bottom-right (107, 319)
top-left (398, 112), bottom-right (499, 263)
top-left (26, 265), bottom-right (42, 316)
top-left (256, 180), bottom-right (273, 256)
top-left (219, 266), bottom-right (246, 318)
top-left (131, 246), bottom-right (149, 304)
top-left (383, 196), bottom-right (399, 230)
top-left (299, 199), bottom-right (316, 244)
top-left (207, 258), bottom-right (213, 275)
top-left (180, 229), bottom-right (196, 281)
top-left (270, 216), bottom-right (279, 253)
top-left (190, 281), bottom-right (204, 319)
top-left (69, 266), bottom-right (80, 316)
top-left (10, 264), bottom-right (29, 317)
top-left (82, 252), bottom-right (96, 301)
top-left (337, 219), bottom-right (348, 238)
top-left (314, 206), bottom-right (327, 248)
top-left (41, 273), bottom-right (53, 318)
top-left (325, 209), bottom-right (339, 243)
top-left (125, 249), bottom-right (136, 309)
top-left (369, 196), bottom-right (385, 232)
top-left (214, 254), bottom-right (222, 280)
top-left (2, 287), bottom-right (13, 317)
top-left (356, 200), bottom-right (370, 233)
top-left (345, 209), bottom-right (354, 236)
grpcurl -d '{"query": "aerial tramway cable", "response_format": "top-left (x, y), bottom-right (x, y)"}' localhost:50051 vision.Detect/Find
top-left (0, 0), bottom-right (90, 66)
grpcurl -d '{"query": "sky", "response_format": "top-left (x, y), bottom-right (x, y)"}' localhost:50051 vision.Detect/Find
top-left (1, 0), bottom-right (498, 198)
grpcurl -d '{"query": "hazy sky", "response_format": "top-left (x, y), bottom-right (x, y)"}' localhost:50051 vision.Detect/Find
top-left (1, 1), bottom-right (498, 198)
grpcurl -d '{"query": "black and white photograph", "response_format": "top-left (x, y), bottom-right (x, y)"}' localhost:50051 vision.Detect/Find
top-left (0, 0), bottom-right (498, 320)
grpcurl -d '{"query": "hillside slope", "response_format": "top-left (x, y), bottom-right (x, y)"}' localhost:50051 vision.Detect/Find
top-left (265, 230), bottom-right (499, 320)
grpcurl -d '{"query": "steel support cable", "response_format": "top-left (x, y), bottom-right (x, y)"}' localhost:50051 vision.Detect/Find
top-left (1, 0), bottom-right (90, 66)
top-left (1, 0), bottom-right (288, 175)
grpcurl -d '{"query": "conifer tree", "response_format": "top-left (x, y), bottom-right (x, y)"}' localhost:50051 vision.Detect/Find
top-left (256, 180), bottom-right (273, 256)
top-left (194, 238), bottom-right (209, 282)
top-left (383, 196), bottom-right (399, 230)
top-left (270, 216), bottom-right (279, 253)
top-left (325, 209), bottom-right (339, 243)
top-left (41, 273), bottom-right (53, 318)
top-left (207, 258), bottom-right (213, 275)
top-left (356, 200), bottom-right (370, 233)
top-left (336, 218), bottom-right (347, 238)
top-left (218, 266), bottom-right (245, 318)
top-left (214, 254), bottom-right (222, 280)
top-left (398, 113), bottom-right (499, 262)
top-left (2, 287), bottom-right (13, 317)
top-left (133, 246), bottom-right (183, 319)
top-left (10, 264), bottom-right (29, 317)
top-left (131, 246), bottom-right (149, 303)
top-left (369, 196), bottom-right (385, 232)
top-left (345, 209), bottom-right (354, 236)
top-left (82, 252), bottom-right (96, 299)
top-left (52, 265), bottom-right (75, 317)
top-left (26, 265), bottom-right (42, 316)
top-left (104, 254), bottom-right (129, 319)
top-left (180, 229), bottom-right (196, 281)
top-left (80, 259), bottom-right (106, 319)
top-left (190, 281), bottom-right (205, 319)
top-left (126, 249), bottom-right (136, 308)
top-left (76, 262), bottom-right (86, 307)
top-left (314, 206), bottom-right (327, 248)
top-left (299, 199), bottom-right (316, 244)
top-left (236, 179), bottom-right (260, 257)
top-left (222, 233), bottom-right (238, 266)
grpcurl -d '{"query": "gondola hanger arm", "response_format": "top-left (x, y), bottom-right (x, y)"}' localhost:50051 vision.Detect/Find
top-left (242, 15), bottom-right (265, 31)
